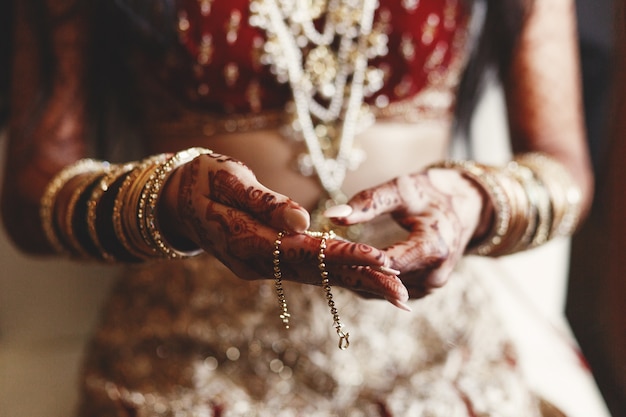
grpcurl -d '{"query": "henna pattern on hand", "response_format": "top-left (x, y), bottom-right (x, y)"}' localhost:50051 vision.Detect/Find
top-left (208, 169), bottom-right (291, 225)
top-left (359, 170), bottom-right (482, 294)
top-left (178, 158), bottom-right (200, 225)
top-left (174, 154), bottom-right (400, 298)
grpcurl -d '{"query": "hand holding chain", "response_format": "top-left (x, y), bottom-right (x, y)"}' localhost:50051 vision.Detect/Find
top-left (273, 229), bottom-right (350, 350)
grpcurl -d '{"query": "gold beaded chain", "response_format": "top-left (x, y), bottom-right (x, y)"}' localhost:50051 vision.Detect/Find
top-left (318, 231), bottom-right (350, 350)
top-left (274, 229), bottom-right (350, 350)
top-left (273, 231), bottom-right (291, 329)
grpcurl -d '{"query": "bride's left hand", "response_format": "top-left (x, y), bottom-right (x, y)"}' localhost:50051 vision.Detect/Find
top-left (325, 168), bottom-right (488, 299)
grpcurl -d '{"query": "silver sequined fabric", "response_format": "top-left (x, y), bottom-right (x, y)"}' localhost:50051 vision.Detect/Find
top-left (78, 250), bottom-right (543, 416)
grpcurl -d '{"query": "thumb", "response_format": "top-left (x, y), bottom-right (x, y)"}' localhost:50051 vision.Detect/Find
top-left (207, 164), bottom-right (310, 233)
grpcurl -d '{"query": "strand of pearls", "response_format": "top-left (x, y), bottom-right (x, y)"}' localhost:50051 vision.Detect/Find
top-left (250, 0), bottom-right (387, 202)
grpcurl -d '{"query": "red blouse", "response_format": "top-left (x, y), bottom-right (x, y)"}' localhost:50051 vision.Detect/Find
top-left (165, 0), bottom-right (469, 116)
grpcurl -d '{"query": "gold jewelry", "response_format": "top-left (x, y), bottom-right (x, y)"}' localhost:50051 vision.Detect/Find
top-left (122, 160), bottom-right (165, 258)
top-left (514, 153), bottom-right (582, 238)
top-left (506, 160), bottom-right (552, 249)
top-left (251, 0), bottom-right (386, 204)
top-left (273, 231), bottom-right (291, 329)
top-left (317, 230), bottom-right (350, 350)
top-left (274, 229), bottom-right (350, 349)
top-left (40, 159), bottom-right (110, 256)
top-left (87, 163), bottom-right (137, 262)
top-left (64, 171), bottom-right (110, 259)
top-left (502, 162), bottom-right (539, 252)
top-left (113, 155), bottom-right (170, 260)
top-left (141, 148), bottom-right (212, 259)
top-left (41, 149), bottom-right (220, 262)
top-left (429, 154), bottom-right (582, 257)
top-left (429, 160), bottom-right (512, 256)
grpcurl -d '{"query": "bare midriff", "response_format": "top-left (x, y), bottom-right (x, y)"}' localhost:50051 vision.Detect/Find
top-left (147, 119), bottom-right (452, 211)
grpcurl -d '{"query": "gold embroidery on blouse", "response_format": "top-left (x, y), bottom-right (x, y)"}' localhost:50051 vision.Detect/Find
top-left (226, 10), bottom-right (242, 45)
top-left (198, 0), bottom-right (214, 16)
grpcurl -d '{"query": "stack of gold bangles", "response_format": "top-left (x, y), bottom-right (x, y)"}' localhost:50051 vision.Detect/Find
top-left (429, 153), bottom-right (582, 257)
top-left (41, 150), bottom-right (580, 262)
top-left (40, 147), bottom-right (212, 262)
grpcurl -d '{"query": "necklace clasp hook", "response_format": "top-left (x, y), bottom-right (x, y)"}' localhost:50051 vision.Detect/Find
top-left (337, 328), bottom-right (350, 350)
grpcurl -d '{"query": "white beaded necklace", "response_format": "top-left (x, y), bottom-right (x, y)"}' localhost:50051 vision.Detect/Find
top-left (250, 0), bottom-right (387, 204)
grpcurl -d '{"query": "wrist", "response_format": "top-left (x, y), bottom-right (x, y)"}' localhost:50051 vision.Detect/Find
top-left (427, 153), bottom-right (583, 257)
top-left (157, 164), bottom-right (199, 253)
top-left (38, 148), bottom-right (213, 262)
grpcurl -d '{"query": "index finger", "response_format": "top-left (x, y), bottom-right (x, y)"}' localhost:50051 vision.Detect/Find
top-left (280, 232), bottom-right (392, 269)
top-left (325, 176), bottom-right (425, 225)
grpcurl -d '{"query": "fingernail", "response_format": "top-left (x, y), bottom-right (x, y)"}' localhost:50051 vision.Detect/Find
top-left (386, 297), bottom-right (412, 312)
top-left (323, 204), bottom-right (353, 218)
top-left (285, 207), bottom-right (310, 233)
top-left (374, 265), bottom-right (401, 276)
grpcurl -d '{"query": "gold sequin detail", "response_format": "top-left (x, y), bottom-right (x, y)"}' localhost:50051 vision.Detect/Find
top-left (421, 13), bottom-right (440, 45)
top-left (198, 0), bottom-right (213, 16)
top-left (226, 10), bottom-right (242, 44)
top-left (400, 34), bottom-right (416, 61)
top-left (224, 62), bottom-right (240, 86)
top-left (198, 34), bottom-right (214, 66)
top-left (401, 0), bottom-right (420, 12)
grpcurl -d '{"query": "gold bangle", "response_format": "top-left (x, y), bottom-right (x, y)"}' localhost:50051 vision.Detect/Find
top-left (113, 155), bottom-right (169, 260)
top-left (64, 171), bottom-right (110, 259)
top-left (40, 159), bottom-right (110, 256)
top-left (86, 163), bottom-right (136, 262)
top-left (505, 162), bottom-right (542, 252)
top-left (484, 166), bottom-right (530, 256)
top-left (429, 160), bottom-right (511, 256)
top-left (515, 153), bottom-right (582, 238)
top-left (428, 155), bottom-right (581, 257)
top-left (527, 170), bottom-right (553, 248)
top-left (141, 147), bottom-right (212, 259)
top-left (123, 161), bottom-right (163, 258)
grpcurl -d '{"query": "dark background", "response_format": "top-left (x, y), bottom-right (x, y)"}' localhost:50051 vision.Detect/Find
top-left (568, 1), bottom-right (625, 417)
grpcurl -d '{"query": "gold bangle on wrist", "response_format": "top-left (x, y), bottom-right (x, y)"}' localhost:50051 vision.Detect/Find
top-left (514, 153), bottom-right (582, 239)
top-left (114, 155), bottom-right (170, 260)
top-left (505, 162), bottom-right (541, 252)
top-left (140, 147), bottom-right (212, 260)
top-left (487, 166), bottom-right (530, 256)
top-left (428, 154), bottom-right (582, 257)
top-left (40, 159), bottom-right (111, 256)
top-left (64, 171), bottom-right (111, 259)
top-left (87, 163), bottom-right (137, 262)
top-left (428, 160), bottom-right (512, 256)
top-left (125, 160), bottom-right (165, 258)
top-left (41, 149), bottom-right (219, 262)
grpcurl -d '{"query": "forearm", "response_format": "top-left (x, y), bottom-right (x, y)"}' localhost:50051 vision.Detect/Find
top-left (505, 0), bottom-right (594, 218)
top-left (1, 0), bottom-right (89, 254)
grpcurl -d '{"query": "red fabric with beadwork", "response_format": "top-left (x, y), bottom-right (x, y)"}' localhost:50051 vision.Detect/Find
top-left (169, 0), bottom-right (468, 114)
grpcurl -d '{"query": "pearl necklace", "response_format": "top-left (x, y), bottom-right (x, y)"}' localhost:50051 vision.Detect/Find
top-left (250, 0), bottom-right (387, 203)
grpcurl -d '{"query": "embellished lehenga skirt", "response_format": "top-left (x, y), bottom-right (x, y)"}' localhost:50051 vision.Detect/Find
top-left (75, 243), bottom-right (564, 417)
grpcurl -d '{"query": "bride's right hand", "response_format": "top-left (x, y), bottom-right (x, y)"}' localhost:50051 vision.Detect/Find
top-left (158, 152), bottom-right (409, 306)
